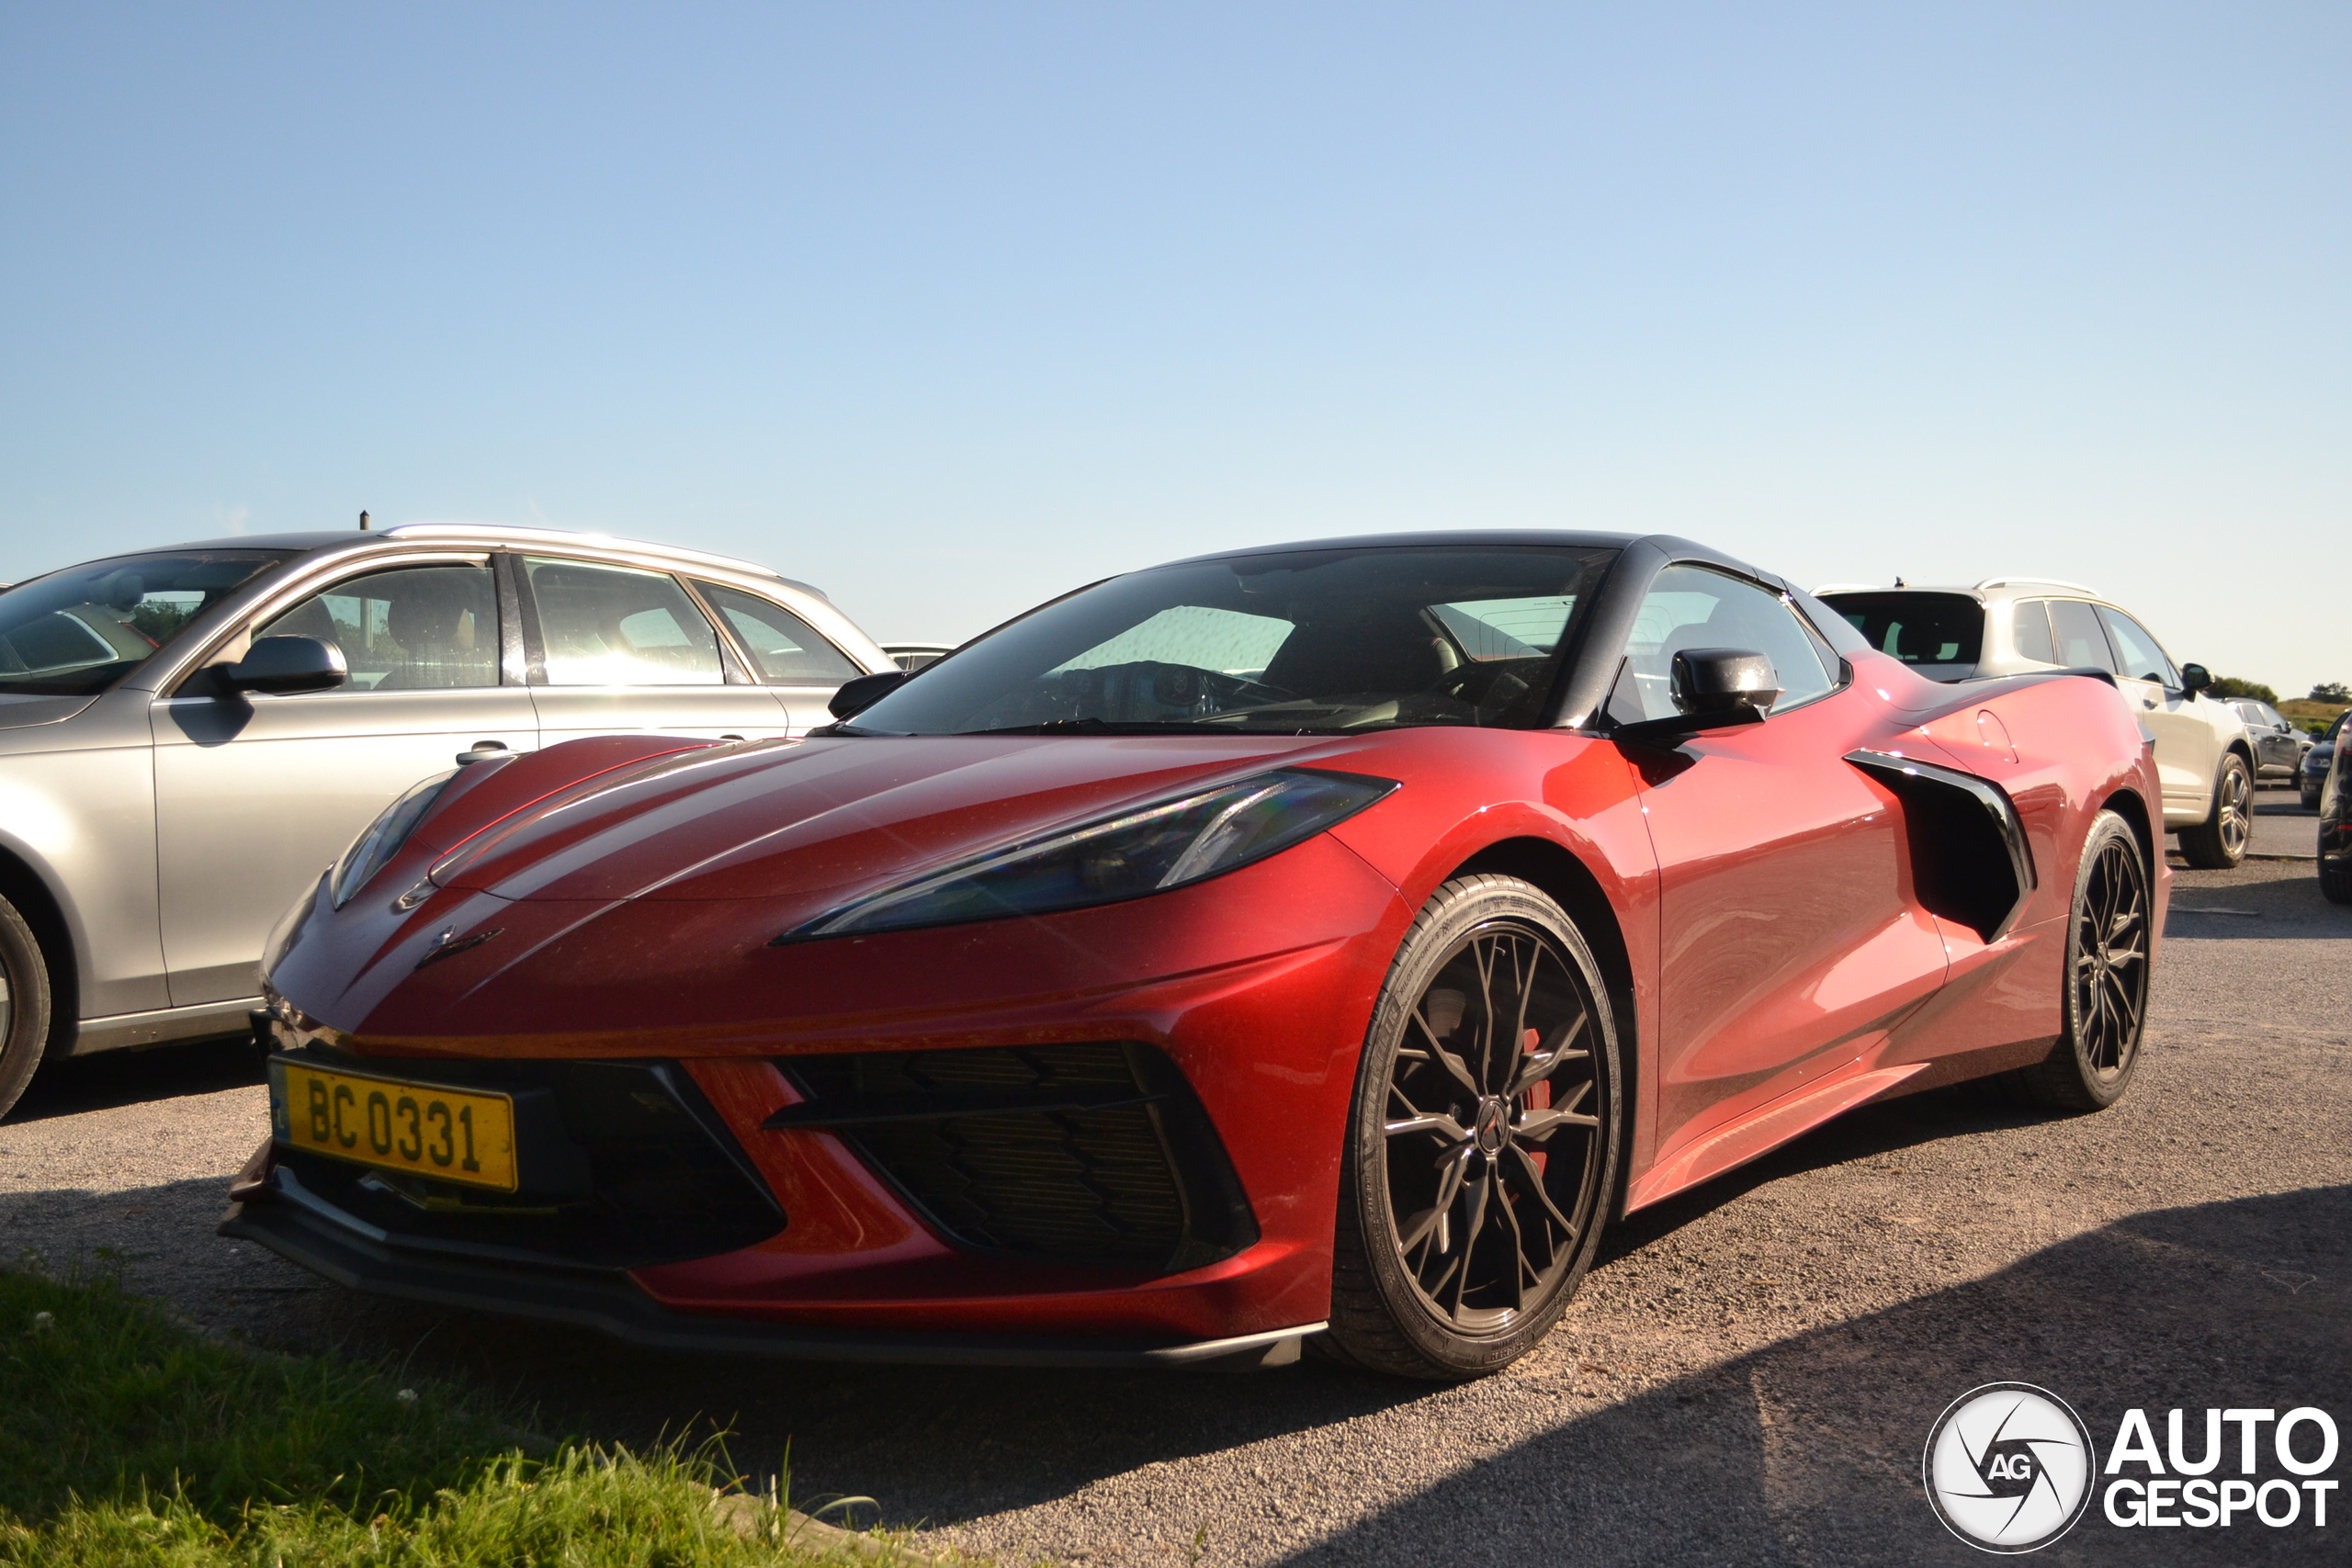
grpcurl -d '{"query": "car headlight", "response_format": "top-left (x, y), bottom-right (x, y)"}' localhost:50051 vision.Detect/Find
top-left (331, 770), bottom-right (457, 908)
top-left (780, 767), bottom-right (1397, 942)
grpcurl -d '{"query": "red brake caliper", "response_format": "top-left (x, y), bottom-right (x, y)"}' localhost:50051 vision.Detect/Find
top-left (1522, 1028), bottom-right (1548, 1178)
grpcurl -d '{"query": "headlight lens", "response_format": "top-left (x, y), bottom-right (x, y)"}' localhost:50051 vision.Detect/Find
top-left (783, 767), bottom-right (1397, 942)
top-left (331, 770), bottom-right (457, 908)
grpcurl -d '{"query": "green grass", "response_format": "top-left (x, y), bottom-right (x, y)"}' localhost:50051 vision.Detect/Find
top-left (0, 1266), bottom-right (904, 1566)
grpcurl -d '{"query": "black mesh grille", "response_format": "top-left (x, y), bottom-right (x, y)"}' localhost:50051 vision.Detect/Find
top-left (270, 1046), bottom-right (784, 1270)
top-left (778, 1043), bottom-right (1255, 1273)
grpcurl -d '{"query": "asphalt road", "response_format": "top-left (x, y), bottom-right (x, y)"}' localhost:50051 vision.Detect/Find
top-left (4, 784), bottom-right (2344, 1566)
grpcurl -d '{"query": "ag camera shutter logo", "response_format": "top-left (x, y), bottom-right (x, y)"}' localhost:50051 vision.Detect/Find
top-left (1923, 1382), bottom-right (2096, 1552)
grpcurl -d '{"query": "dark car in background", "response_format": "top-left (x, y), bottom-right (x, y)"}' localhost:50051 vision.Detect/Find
top-left (2302, 710), bottom-right (2348, 809)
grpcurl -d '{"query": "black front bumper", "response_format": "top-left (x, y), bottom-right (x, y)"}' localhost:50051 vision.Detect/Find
top-left (220, 1171), bottom-right (1315, 1370)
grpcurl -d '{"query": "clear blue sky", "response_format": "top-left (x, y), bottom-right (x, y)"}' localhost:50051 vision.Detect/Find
top-left (3, 4), bottom-right (2343, 692)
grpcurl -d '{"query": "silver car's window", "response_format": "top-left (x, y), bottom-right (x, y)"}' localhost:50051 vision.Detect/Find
top-left (2012, 600), bottom-right (2059, 664)
top-left (259, 563), bottom-right (498, 691)
top-left (526, 557), bottom-right (725, 686)
top-left (2096, 607), bottom-right (2179, 687)
top-left (1819, 592), bottom-right (1984, 670)
top-left (0, 549), bottom-right (291, 695)
top-left (1607, 565), bottom-right (1838, 724)
top-left (2047, 601), bottom-right (2115, 672)
top-left (693, 581), bottom-right (863, 684)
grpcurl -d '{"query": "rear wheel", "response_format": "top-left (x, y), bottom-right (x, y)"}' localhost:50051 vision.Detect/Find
top-left (2177, 753), bottom-right (2251, 869)
top-left (2321, 832), bottom-right (2352, 905)
top-left (0, 895), bottom-right (53, 1120)
top-left (2018, 812), bottom-right (2149, 1111)
top-left (1325, 874), bottom-right (1622, 1380)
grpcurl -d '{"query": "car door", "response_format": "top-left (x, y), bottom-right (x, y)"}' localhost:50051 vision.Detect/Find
top-left (2250, 703), bottom-right (2297, 773)
top-left (516, 555), bottom-right (796, 746)
top-left (151, 555), bottom-right (537, 1006)
top-left (689, 579), bottom-right (868, 733)
top-left (1609, 565), bottom-right (1951, 1158)
top-left (2092, 604), bottom-right (2219, 818)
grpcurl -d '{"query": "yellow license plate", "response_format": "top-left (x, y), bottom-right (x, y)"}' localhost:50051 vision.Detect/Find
top-left (270, 1060), bottom-right (518, 1192)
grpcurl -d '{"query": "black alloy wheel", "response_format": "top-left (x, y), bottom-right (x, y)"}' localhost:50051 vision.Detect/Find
top-left (2018, 811), bottom-right (2150, 1111)
top-left (0, 894), bottom-right (52, 1121)
top-left (1325, 874), bottom-right (1621, 1380)
top-left (2178, 753), bottom-right (2252, 869)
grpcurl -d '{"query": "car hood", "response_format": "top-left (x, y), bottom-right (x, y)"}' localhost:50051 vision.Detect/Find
top-left (429, 732), bottom-right (1356, 916)
top-left (0, 693), bottom-right (98, 731)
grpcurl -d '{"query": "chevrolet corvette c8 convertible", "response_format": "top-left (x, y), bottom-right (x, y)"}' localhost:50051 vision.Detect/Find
top-left (225, 533), bottom-right (2165, 1380)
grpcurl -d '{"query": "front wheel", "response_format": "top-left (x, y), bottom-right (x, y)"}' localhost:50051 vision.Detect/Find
top-left (1325, 874), bottom-right (1622, 1380)
top-left (2018, 812), bottom-right (2151, 1111)
top-left (2177, 753), bottom-right (2251, 869)
top-left (0, 895), bottom-right (54, 1121)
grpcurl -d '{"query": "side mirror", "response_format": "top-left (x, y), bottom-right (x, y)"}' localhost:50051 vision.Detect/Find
top-left (2179, 663), bottom-right (2211, 695)
top-left (1613, 649), bottom-right (1779, 744)
top-left (1673, 648), bottom-right (1781, 716)
top-left (222, 636), bottom-right (346, 696)
top-left (828, 669), bottom-right (909, 719)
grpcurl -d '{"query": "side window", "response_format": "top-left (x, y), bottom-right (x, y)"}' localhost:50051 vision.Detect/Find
top-left (2095, 607), bottom-right (2180, 687)
top-left (694, 581), bottom-right (864, 683)
top-left (2047, 601), bottom-right (2115, 672)
top-left (257, 562), bottom-right (498, 691)
top-left (1605, 565), bottom-right (1838, 725)
top-left (2011, 600), bottom-right (2058, 664)
top-left (524, 558), bottom-right (723, 686)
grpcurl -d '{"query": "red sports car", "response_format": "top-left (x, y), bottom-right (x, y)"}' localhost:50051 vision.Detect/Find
top-left (224, 533), bottom-right (2165, 1379)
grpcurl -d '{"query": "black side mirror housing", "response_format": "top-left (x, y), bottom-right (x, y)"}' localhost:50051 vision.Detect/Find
top-left (222, 636), bottom-right (346, 696)
top-left (828, 668), bottom-right (910, 720)
top-left (1611, 649), bottom-right (1780, 744)
top-left (2179, 663), bottom-right (2211, 695)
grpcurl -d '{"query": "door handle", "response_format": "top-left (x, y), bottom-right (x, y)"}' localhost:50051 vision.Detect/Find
top-left (718, 733), bottom-right (745, 742)
top-left (455, 740), bottom-right (512, 766)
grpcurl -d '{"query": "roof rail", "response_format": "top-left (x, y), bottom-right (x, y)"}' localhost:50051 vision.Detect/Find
top-left (382, 522), bottom-right (785, 581)
top-left (1975, 576), bottom-right (2099, 596)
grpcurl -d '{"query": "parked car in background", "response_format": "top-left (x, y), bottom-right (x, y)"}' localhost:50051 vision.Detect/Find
top-left (882, 642), bottom-right (956, 672)
top-left (2301, 709), bottom-right (2348, 810)
top-left (0, 524), bottom-right (891, 1118)
top-left (1815, 578), bottom-right (2256, 869)
top-left (2230, 699), bottom-right (2312, 782)
top-left (2320, 734), bottom-right (2352, 903)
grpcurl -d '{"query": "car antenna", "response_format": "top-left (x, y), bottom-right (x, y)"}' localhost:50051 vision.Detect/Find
top-left (1893, 575), bottom-right (1905, 587)
top-left (358, 510), bottom-right (370, 531)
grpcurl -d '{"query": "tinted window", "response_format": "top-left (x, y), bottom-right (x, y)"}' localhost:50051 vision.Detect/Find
top-left (0, 549), bottom-right (289, 695)
top-left (845, 545), bottom-right (1615, 735)
top-left (526, 558), bottom-right (724, 686)
top-left (2047, 601), bottom-right (2114, 671)
top-left (261, 562), bottom-right (498, 691)
top-left (1818, 592), bottom-right (1984, 669)
top-left (1608, 565), bottom-right (1838, 724)
top-left (2011, 600), bottom-right (2058, 664)
top-left (694, 581), bottom-right (863, 683)
top-left (2096, 607), bottom-right (2179, 687)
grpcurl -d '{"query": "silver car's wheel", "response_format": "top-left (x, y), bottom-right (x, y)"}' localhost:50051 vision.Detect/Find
top-left (0, 895), bottom-right (52, 1121)
top-left (2178, 753), bottom-right (2252, 870)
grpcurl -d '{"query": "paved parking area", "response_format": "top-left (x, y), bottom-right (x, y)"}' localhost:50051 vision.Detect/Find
top-left (4, 790), bottom-right (2345, 1565)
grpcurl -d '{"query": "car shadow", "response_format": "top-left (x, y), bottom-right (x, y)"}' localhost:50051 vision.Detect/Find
top-left (1278, 1184), bottom-right (2351, 1566)
top-left (9, 1034), bottom-right (261, 1123)
top-left (2163, 867), bottom-right (2346, 942)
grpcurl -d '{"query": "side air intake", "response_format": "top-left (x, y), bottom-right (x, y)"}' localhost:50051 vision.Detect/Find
top-left (1845, 750), bottom-right (2037, 943)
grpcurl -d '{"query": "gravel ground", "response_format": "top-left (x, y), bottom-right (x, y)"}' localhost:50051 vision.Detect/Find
top-left (5, 791), bottom-right (2345, 1566)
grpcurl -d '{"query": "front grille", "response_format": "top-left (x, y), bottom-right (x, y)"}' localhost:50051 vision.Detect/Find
top-left (271, 1047), bottom-right (784, 1270)
top-left (775, 1043), bottom-right (1256, 1274)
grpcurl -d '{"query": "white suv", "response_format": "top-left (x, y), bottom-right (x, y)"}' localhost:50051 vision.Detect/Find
top-left (1815, 578), bottom-right (2255, 869)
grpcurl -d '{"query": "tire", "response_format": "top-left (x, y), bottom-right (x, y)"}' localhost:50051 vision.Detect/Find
top-left (0, 895), bottom-right (54, 1121)
top-left (2322, 838), bottom-right (2352, 905)
top-left (1324, 874), bottom-right (1623, 1380)
top-left (2177, 752), bottom-right (2252, 869)
top-left (2018, 812), bottom-right (2150, 1112)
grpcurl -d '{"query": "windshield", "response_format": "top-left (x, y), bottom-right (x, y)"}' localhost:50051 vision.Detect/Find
top-left (1819, 592), bottom-right (1984, 670)
top-left (844, 544), bottom-right (1617, 736)
top-left (0, 550), bottom-right (293, 695)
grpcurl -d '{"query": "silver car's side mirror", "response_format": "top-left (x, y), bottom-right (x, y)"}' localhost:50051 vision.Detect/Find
top-left (222, 636), bottom-right (347, 696)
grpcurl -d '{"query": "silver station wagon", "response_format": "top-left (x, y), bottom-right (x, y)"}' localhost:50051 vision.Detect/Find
top-left (0, 524), bottom-right (891, 1116)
